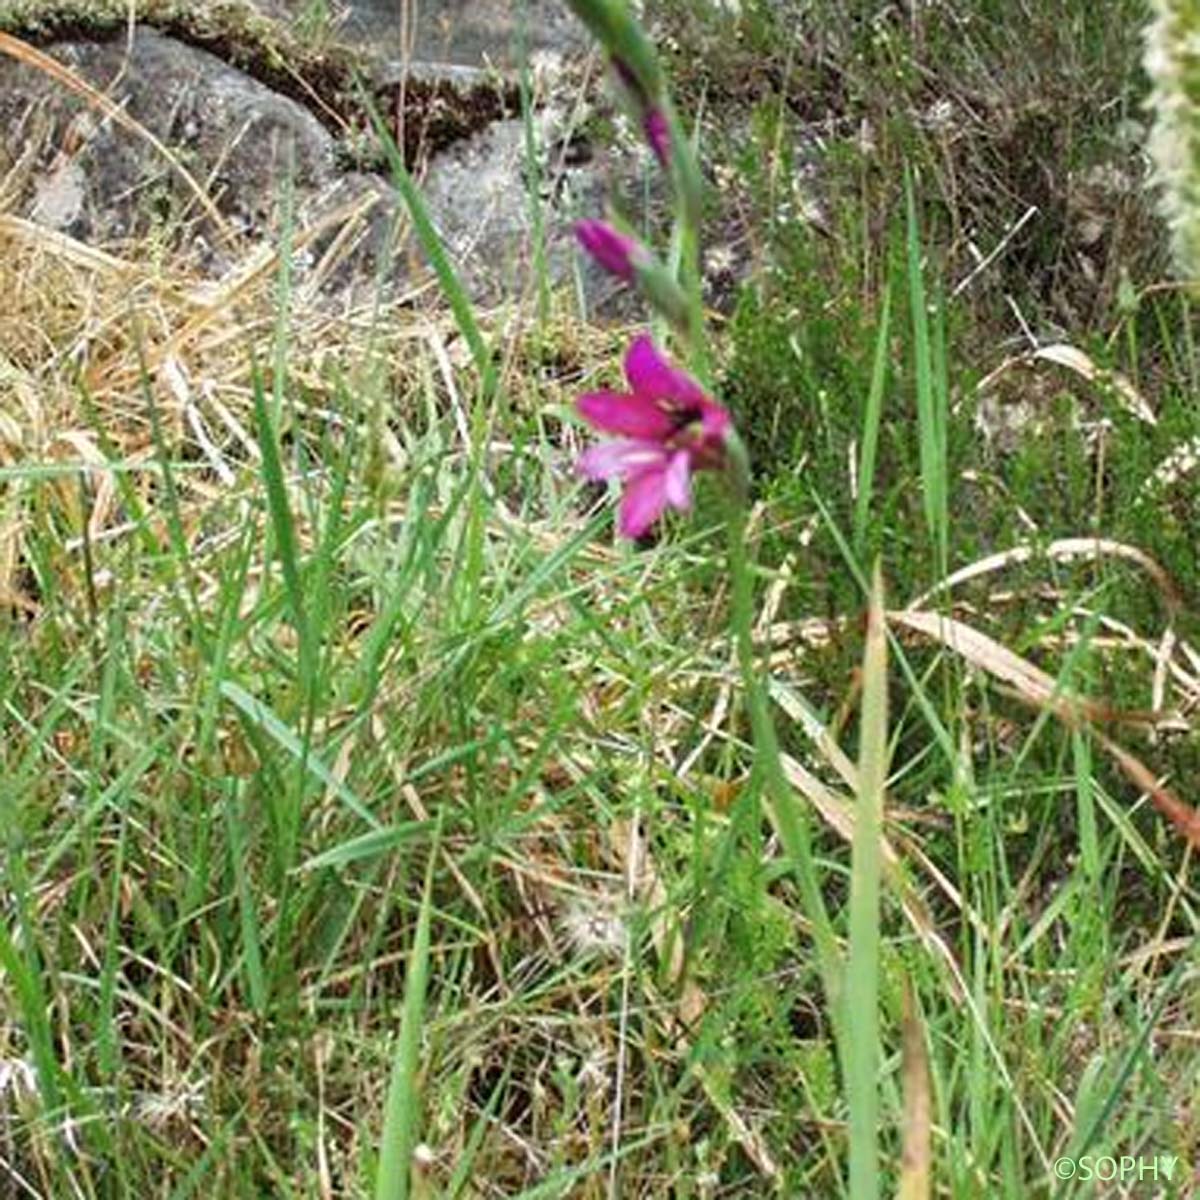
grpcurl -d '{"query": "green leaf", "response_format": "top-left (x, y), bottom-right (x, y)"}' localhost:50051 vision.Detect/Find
top-left (374, 816), bottom-right (442, 1200)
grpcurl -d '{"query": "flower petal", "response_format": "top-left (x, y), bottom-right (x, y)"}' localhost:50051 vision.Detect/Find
top-left (698, 399), bottom-right (733, 441)
top-left (617, 467), bottom-right (671, 539)
top-left (577, 390), bottom-right (674, 439)
top-left (577, 439), bottom-right (668, 482)
top-left (624, 335), bottom-right (708, 411)
top-left (663, 449), bottom-right (692, 510)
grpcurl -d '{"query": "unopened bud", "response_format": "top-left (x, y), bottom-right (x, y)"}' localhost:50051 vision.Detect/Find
top-left (574, 219), bottom-right (642, 281)
top-left (644, 108), bottom-right (670, 167)
top-left (566, 0), bottom-right (663, 102)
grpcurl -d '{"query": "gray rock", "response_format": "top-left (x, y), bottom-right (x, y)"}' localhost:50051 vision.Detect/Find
top-left (261, 0), bottom-right (585, 69)
top-left (416, 109), bottom-right (604, 303)
top-left (0, 17), bottom-right (611, 309)
top-left (0, 28), bottom-right (338, 254)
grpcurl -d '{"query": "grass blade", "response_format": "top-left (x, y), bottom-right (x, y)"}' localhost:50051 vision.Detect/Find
top-left (905, 174), bottom-right (948, 576)
top-left (847, 561), bottom-right (888, 1200)
top-left (898, 979), bottom-right (932, 1200)
top-left (361, 89), bottom-right (495, 396)
top-left (221, 681), bottom-right (378, 827)
top-left (224, 782), bottom-right (269, 1015)
top-left (302, 821), bottom-right (433, 871)
top-left (250, 356), bottom-right (312, 687)
top-left (518, 0), bottom-right (550, 325)
top-left (854, 283), bottom-right (893, 554)
top-left (374, 816), bottom-right (442, 1200)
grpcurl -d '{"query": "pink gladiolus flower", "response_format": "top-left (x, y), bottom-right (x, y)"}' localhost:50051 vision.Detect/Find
top-left (577, 336), bottom-right (732, 539)
top-left (575, 219), bottom-right (640, 281)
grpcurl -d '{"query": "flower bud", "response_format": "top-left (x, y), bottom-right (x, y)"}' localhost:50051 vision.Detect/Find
top-left (565, 0), bottom-right (663, 102)
top-left (574, 219), bottom-right (641, 281)
top-left (643, 108), bottom-right (670, 167)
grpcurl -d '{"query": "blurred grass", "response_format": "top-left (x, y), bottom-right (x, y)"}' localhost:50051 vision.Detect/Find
top-left (0, 0), bottom-right (1198, 1197)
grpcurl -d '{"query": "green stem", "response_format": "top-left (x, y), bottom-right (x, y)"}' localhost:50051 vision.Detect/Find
top-left (722, 476), bottom-right (841, 1015)
top-left (679, 217), bottom-right (708, 380)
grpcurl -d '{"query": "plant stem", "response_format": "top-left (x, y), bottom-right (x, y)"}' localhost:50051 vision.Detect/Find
top-left (722, 482), bottom-right (842, 1015)
top-left (679, 217), bottom-right (709, 379)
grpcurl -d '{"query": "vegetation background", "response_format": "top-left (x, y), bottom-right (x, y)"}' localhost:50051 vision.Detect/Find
top-left (0, 0), bottom-right (1197, 1196)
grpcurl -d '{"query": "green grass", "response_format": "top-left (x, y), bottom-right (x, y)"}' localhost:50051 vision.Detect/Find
top-left (2, 0), bottom-right (1199, 1196)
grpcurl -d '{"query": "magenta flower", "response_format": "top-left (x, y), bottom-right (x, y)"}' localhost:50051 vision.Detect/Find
top-left (575, 219), bottom-right (641, 281)
top-left (643, 109), bottom-right (670, 166)
top-left (577, 336), bottom-right (732, 539)
top-left (612, 57), bottom-right (671, 166)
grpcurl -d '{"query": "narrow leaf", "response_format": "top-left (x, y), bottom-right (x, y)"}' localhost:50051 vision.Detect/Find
top-left (847, 561), bottom-right (888, 1200)
top-left (375, 818), bottom-right (442, 1200)
top-left (897, 978), bottom-right (932, 1200)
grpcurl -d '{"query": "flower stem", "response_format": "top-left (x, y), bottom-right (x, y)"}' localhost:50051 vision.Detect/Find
top-left (679, 217), bottom-right (709, 379)
top-left (723, 486), bottom-right (842, 1015)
